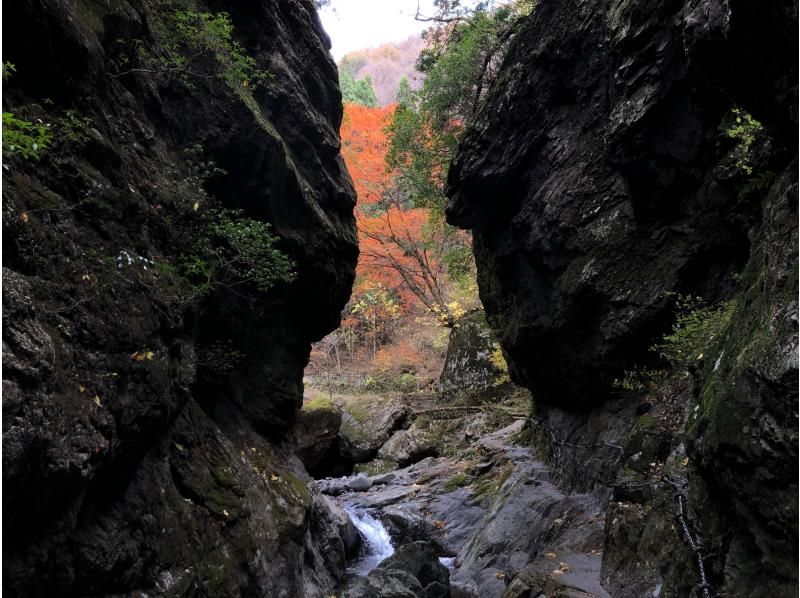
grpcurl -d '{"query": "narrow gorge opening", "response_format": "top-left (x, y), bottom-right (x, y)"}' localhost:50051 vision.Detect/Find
top-left (2, 0), bottom-right (796, 596)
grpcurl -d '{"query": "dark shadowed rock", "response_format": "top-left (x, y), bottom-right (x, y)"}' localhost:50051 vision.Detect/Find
top-left (2, 0), bottom-right (358, 595)
top-left (294, 398), bottom-right (343, 474)
top-left (445, 0), bottom-right (795, 412)
top-left (445, 0), bottom-right (797, 594)
top-left (378, 542), bottom-right (451, 598)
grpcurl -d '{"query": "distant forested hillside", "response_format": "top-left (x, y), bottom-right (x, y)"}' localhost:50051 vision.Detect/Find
top-left (339, 35), bottom-right (424, 105)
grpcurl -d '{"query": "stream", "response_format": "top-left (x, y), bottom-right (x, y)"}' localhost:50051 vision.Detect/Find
top-left (345, 506), bottom-right (394, 576)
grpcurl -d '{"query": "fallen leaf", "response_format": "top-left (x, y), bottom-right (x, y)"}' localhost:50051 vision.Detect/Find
top-left (193, 201), bottom-right (200, 211)
top-left (551, 569), bottom-right (563, 576)
top-left (78, 384), bottom-right (86, 393)
top-left (20, 211), bottom-right (29, 223)
top-left (270, 474), bottom-right (279, 481)
top-left (544, 552), bottom-right (557, 560)
top-left (93, 395), bottom-right (101, 407)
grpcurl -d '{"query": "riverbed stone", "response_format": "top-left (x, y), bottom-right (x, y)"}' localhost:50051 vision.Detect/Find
top-left (377, 542), bottom-right (451, 598)
top-left (378, 428), bottom-right (438, 467)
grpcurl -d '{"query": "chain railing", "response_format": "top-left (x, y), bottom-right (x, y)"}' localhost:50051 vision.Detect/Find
top-left (526, 416), bottom-right (718, 597)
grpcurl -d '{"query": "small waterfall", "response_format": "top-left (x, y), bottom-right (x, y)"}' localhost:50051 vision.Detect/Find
top-left (345, 506), bottom-right (394, 576)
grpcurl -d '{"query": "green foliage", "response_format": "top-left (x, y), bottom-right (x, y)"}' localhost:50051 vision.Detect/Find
top-left (443, 472), bottom-right (469, 491)
top-left (124, 0), bottom-right (268, 97)
top-left (55, 110), bottom-right (92, 144)
top-left (339, 69), bottom-right (379, 107)
top-left (3, 61), bottom-right (16, 80)
top-left (210, 209), bottom-right (296, 293)
top-left (395, 76), bottom-right (415, 106)
top-left (651, 296), bottom-right (737, 370)
top-left (612, 366), bottom-right (667, 392)
top-left (738, 169), bottom-right (776, 200)
top-left (726, 107), bottom-right (763, 175)
top-left (171, 8), bottom-right (267, 90)
top-left (2, 112), bottom-right (52, 160)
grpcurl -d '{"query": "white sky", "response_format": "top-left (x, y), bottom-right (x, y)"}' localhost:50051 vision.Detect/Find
top-left (318, 0), bottom-right (437, 60)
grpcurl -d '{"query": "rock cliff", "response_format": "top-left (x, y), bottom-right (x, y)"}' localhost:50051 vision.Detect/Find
top-left (446, 0), bottom-right (797, 595)
top-left (3, 0), bottom-right (357, 595)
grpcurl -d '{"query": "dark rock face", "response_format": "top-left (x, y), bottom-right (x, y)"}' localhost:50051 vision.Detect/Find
top-left (446, 0), bottom-right (797, 595)
top-left (685, 161), bottom-right (798, 593)
top-left (293, 399), bottom-right (343, 475)
top-left (2, 0), bottom-right (357, 596)
top-left (446, 0), bottom-right (796, 411)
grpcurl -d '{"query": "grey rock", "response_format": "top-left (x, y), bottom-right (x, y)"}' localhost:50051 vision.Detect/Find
top-left (438, 310), bottom-right (509, 401)
top-left (377, 542), bottom-right (451, 598)
top-left (378, 428), bottom-right (438, 467)
top-left (347, 474), bottom-right (374, 492)
top-left (370, 472), bottom-right (397, 485)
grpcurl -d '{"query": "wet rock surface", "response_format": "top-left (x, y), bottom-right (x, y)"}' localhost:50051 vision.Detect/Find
top-left (331, 421), bottom-right (610, 598)
top-left (2, 0), bottom-right (358, 595)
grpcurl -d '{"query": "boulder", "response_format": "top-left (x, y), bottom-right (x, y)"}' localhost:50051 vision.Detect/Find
top-left (293, 398), bottom-right (342, 474)
top-left (438, 310), bottom-right (510, 401)
top-left (378, 428), bottom-right (438, 467)
top-left (377, 542), bottom-right (451, 598)
top-left (347, 474), bottom-right (374, 492)
top-left (344, 569), bottom-right (423, 598)
top-left (340, 402), bottom-right (411, 462)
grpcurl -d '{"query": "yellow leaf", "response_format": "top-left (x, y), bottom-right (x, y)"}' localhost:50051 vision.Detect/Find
top-left (78, 384), bottom-right (86, 393)
top-left (544, 552), bottom-right (557, 560)
top-left (270, 474), bottom-right (279, 481)
top-left (144, 351), bottom-right (154, 361)
top-left (193, 201), bottom-right (200, 211)
top-left (93, 395), bottom-right (102, 407)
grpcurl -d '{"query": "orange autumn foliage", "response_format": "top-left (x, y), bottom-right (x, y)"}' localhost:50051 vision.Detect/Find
top-left (341, 103), bottom-right (395, 206)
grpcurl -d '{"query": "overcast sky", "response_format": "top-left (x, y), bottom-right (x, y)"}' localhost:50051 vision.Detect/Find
top-left (318, 0), bottom-right (437, 60)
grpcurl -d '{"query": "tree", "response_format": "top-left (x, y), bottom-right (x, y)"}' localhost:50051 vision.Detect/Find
top-left (339, 69), bottom-right (379, 107)
top-left (395, 76), bottom-right (415, 106)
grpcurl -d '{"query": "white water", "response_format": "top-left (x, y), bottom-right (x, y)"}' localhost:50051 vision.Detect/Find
top-left (345, 506), bottom-right (395, 576)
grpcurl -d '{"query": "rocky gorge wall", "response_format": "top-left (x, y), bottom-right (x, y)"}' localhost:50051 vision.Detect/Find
top-left (3, 0), bottom-right (358, 596)
top-left (446, 0), bottom-right (797, 595)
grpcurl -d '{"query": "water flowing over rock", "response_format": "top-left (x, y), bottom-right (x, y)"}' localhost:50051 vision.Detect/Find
top-left (2, 0), bottom-right (358, 595)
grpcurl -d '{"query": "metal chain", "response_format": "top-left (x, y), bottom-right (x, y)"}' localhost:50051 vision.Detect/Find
top-left (526, 416), bottom-right (717, 597)
top-left (662, 476), bottom-right (715, 598)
